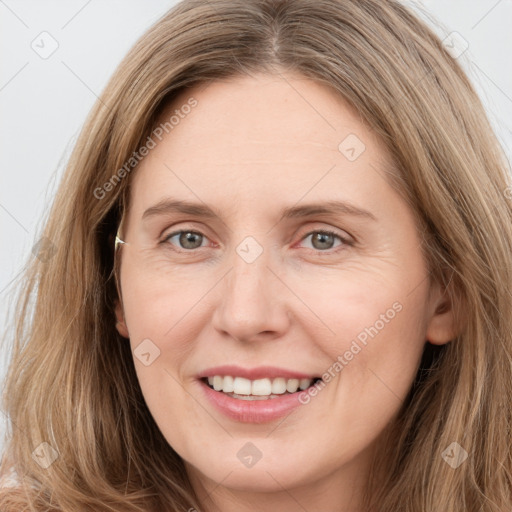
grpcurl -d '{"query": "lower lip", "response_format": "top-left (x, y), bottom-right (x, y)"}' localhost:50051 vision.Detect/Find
top-left (198, 379), bottom-right (308, 423)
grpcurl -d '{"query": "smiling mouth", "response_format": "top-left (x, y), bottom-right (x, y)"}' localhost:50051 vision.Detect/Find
top-left (201, 376), bottom-right (322, 400)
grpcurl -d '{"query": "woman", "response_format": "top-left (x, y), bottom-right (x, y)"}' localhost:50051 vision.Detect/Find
top-left (1, 0), bottom-right (511, 511)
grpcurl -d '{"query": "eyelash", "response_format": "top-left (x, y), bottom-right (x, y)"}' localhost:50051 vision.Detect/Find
top-left (160, 228), bottom-right (354, 255)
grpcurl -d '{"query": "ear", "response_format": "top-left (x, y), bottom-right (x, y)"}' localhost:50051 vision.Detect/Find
top-left (425, 271), bottom-right (462, 345)
top-left (114, 299), bottom-right (130, 338)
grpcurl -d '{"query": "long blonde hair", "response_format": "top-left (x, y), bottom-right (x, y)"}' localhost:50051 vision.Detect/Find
top-left (1, 0), bottom-right (511, 510)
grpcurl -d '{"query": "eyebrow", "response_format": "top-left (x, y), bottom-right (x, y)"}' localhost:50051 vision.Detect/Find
top-left (142, 198), bottom-right (377, 222)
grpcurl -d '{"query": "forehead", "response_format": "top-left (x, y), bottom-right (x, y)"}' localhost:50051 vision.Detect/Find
top-left (128, 72), bottom-right (394, 219)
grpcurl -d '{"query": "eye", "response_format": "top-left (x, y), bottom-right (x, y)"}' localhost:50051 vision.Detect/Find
top-left (161, 230), bottom-right (210, 251)
top-left (298, 230), bottom-right (353, 253)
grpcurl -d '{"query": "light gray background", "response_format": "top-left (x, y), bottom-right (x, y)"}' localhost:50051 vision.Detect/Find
top-left (1, 0), bottom-right (511, 453)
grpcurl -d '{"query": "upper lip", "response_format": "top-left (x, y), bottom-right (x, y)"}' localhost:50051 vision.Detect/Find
top-left (197, 365), bottom-right (320, 381)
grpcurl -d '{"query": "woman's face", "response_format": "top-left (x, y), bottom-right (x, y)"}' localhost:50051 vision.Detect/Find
top-left (115, 72), bottom-right (455, 506)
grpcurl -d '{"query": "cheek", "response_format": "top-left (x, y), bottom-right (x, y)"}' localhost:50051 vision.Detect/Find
top-left (119, 271), bottom-right (201, 443)
top-left (120, 255), bottom-right (206, 339)
top-left (119, 266), bottom-right (206, 413)
top-left (297, 266), bottom-right (428, 409)
top-left (291, 262), bottom-right (423, 350)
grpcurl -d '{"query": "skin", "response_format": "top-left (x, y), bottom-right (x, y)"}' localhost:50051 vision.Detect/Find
top-left (115, 71), bottom-right (458, 512)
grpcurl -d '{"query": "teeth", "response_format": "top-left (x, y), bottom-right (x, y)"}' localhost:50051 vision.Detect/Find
top-left (205, 375), bottom-right (315, 396)
top-left (252, 378), bottom-right (272, 396)
top-left (271, 377), bottom-right (287, 394)
top-left (233, 377), bottom-right (252, 395)
top-left (299, 378), bottom-right (311, 390)
top-left (222, 375), bottom-right (234, 393)
top-left (286, 378), bottom-right (299, 393)
top-left (213, 375), bottom-right (223, 391)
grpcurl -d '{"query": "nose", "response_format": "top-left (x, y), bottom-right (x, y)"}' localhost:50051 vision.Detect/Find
top-left (211, 243), bottom-right (291, 343)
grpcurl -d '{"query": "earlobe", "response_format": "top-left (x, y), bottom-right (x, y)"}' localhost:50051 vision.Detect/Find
top-left (425, 303), bottom-right (455, 345)
top-left (425, 276), bottom-right (462, 346)
top-left (114, 299), bottom-right (130, 338)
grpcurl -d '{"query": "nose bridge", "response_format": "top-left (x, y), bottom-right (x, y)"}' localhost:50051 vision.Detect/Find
top-left (211, 233), bottom-right (290, 341)
top-left (231, 234), bottom-right (270, 295)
